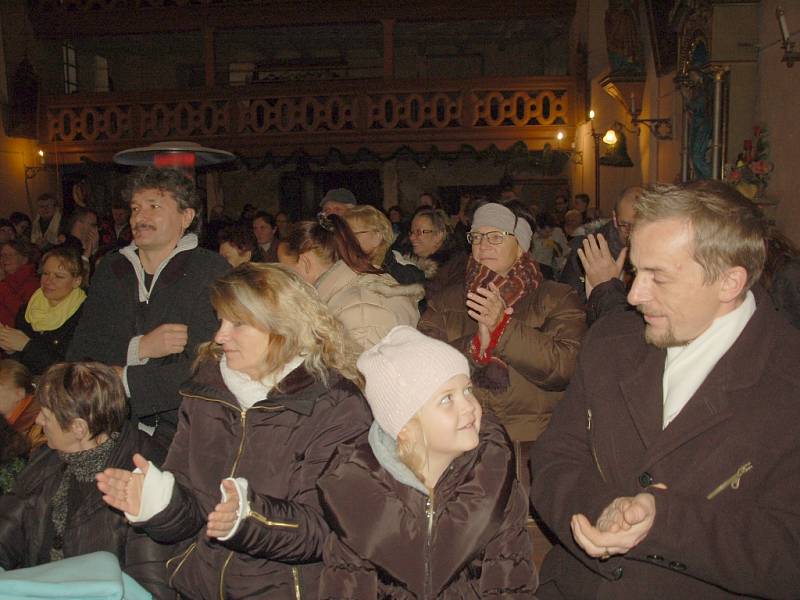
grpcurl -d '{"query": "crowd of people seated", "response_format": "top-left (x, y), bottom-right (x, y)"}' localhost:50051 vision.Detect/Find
top-left (0, 170), bottom-right (799, 600)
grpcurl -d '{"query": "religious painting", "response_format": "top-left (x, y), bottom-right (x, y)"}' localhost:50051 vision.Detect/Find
top-left (605, 0), bottom-right (645, 75)
top-left (644, 0), bottom-right (680, 76)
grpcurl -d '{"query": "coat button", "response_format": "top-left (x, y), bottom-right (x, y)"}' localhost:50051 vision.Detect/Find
top-left (638, 472), bottom-right (654, 488)
top-left (669, 561), bottom-right (687, 571)
top-left (612, 566), bottom-right (624, 580)
top-left (646, 554), bottom-right (664, 562)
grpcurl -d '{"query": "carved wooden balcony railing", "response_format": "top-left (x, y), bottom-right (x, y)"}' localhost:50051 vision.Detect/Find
top-left (40, 77), bottom-right (580, 163)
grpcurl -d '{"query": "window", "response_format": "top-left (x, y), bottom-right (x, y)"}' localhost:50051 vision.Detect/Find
top-left (63, 42), bottom-right (77, 94)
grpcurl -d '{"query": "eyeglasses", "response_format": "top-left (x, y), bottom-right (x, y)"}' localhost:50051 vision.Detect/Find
top-left (467, 231), bottom-right (515, 245)
top-left (616, 220), bottom-right (634, 232)
top-left (352, 230), bottom-right (378, 236)
top-left (409, 229), bottom-right (437, 237)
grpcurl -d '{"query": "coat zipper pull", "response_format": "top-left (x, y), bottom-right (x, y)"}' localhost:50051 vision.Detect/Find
top-left (707, 462), bottom-right (753, 500)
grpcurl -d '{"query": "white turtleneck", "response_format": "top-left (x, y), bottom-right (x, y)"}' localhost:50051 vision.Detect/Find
top-left (662, 291), bottom-right (756, 429)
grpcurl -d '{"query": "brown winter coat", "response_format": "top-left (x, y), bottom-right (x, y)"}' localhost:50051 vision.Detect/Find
top-left (139, 360), bottom-right (372, 600)
top-left (318, 415), bottom-right (537, 599)
top-left (419, 279), bottom-right (586, 442)
top-left (531, 289), bottom-right (800, 599)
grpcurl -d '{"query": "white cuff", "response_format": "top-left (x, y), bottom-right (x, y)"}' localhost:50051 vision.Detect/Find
top-left (125, 461), bottom-right (175, 523)
top-left (122, 366), bottom-right (131, 398)
top-left (216, 477), bottom-right (250, 542)
top-left (127, 336), bottom-right (150, 366)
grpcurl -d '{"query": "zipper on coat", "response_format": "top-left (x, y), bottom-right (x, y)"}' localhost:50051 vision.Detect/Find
top-left (707, 462), bottom-right (753, 500)
top-left (424, 495), bottom-right (434, 599)
top-left (249, 510), bottom-right (299, 529)
top-left (219, 551), bottom-right (235, 600)
top-left (175, 395), bottom-right (287, 599)
top-left (166, 542), bottom-right (197, 588)
top-left (587, 409), bottom-right (606, 482)
top-left (292, 566), bottom-right (303, 600)
top-left (220, 409), bottom-right (249, 599)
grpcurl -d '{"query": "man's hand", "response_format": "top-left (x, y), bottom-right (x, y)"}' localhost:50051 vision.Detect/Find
top-left (83, 226), bottom-right (99, 257)
top-left (138, 323), bottom-right (188, 359)
top-left (577, 234), bottom-right (627, 298)
top-left (207, 479), bottom-right (241, 539)
top-left (571, 492), bottom-right (656, 558)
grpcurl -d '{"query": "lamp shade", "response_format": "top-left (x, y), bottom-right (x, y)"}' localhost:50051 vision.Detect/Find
top-left (113, 142), bottom-right (236, 168)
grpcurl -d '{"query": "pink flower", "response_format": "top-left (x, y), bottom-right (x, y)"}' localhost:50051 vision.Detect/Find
top-left (729, 169), bottom-right (742, 183)
top-left (751, 160), bottom-right (772, 175)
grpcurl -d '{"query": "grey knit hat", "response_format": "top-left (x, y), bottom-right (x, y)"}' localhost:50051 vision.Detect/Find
top-left (320, 188), bottom-right (357, 208)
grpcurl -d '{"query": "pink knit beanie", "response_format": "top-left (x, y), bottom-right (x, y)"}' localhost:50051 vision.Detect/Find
top-left (357, 326), bottom-right (470, 439)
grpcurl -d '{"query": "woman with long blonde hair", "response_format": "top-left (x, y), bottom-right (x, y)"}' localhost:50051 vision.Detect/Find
top-left (97, 263), bottom-right (371, 600)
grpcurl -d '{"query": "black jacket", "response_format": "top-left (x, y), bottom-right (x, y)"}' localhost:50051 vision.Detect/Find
top-left (14, 301), bottom-right (83, 375)
top-left (67, 246), bottom-right (230, 428)
top-left (0, 421), bottom-right (174, 599)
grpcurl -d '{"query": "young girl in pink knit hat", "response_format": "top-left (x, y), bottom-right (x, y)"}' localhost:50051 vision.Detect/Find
top-left (318, 325), bottom-right (537, 598)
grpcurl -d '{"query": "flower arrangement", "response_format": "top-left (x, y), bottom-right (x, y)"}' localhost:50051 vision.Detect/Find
top-left (726, 126), bottom-right (773, 200)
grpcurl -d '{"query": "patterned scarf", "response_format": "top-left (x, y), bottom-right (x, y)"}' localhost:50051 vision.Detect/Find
top-left (465, 252), bottom-right (542, 310)
top-left (465, 252), bottom-right (542, 391)
top-left (48, 432), bottom-right (119, 562)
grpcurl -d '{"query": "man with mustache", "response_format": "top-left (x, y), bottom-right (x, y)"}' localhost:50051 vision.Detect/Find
top-left (531, 182), bottom-right (800, 598)
top-left (67, 168), bottom-right (229, 443)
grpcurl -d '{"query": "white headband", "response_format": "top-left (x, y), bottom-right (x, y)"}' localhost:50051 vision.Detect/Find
top-left (471, 203), bottom-right (533, 252)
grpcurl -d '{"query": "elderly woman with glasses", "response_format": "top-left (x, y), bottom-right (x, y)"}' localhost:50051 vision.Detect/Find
top-left (406, 208), bottom-right (468, 299)
top-left (419, 199), bottom-right (586, 482)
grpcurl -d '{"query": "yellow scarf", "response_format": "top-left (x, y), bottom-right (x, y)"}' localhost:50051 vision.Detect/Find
top-left (24, 287), bottom-right (86, 332)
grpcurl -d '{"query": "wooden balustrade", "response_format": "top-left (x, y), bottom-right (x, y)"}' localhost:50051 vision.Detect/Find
top-left (40, 77), bottom-right (579, 163)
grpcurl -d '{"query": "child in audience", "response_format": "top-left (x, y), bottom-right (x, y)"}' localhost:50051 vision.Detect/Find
top-left (318, 326), bottom-right (537, 598)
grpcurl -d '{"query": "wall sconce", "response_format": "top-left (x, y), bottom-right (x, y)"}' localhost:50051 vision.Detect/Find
top-left (600, 73), bottom-right (673, 140)
top-left (25, 150), bottom-right (49, 180)
top-left (554, 130), bottom-right (583, 165)
top-left (777, 6), bottom-right (800, 67)
top-left (598, 122), bottom-right (633, 167)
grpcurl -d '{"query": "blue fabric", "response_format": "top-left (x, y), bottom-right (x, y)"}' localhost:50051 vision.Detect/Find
top-left (0, 552), bottom-right (151, 599)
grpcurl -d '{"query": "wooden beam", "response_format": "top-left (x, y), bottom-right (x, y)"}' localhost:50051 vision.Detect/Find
top-left (204, 25), bottom-right (215, 88)
top-left (382, 19), bottom-right (395, 80)
top-left (29, 1), bottom-right (576, 38)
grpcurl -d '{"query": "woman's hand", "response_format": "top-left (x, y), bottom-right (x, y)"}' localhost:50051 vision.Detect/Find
top-left (0, 325), bottom-right (30, 353)
top-left (207, 479), bottom-right (240, 539)
top-left (96, 453), bottom-right (149, 517)
top-left (466, 283), bottom-right (513, 353)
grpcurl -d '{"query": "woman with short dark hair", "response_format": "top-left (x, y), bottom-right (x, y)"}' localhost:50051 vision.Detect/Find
top-left (0, 361), bottom-right (174, 599)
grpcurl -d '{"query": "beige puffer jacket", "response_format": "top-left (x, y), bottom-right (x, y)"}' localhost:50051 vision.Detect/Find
top-left (316, 260), bottom-right (425, 350)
